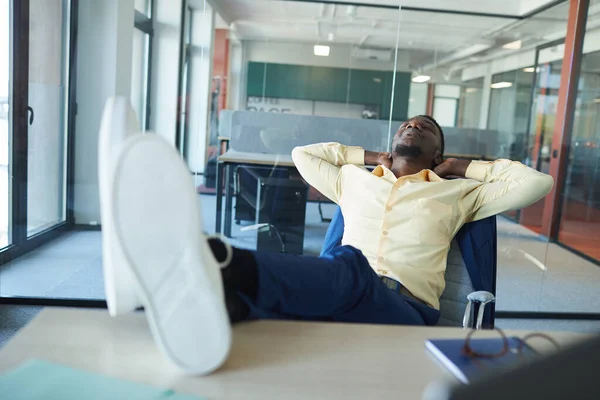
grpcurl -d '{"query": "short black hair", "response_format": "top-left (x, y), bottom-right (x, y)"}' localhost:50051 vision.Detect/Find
top-left (413, 114), bottom-right (445, 155)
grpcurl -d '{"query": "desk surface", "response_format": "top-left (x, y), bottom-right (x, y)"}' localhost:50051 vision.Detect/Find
top-left (219, 150), bottom-right (295, 167)
top-left (0, 308), bottom-right (588, 400)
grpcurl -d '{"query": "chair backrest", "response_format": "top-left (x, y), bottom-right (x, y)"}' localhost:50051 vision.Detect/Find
top-left (439, 241), bottom-right (476, 326)
top-left (320, 206), bottom-right (497, 327)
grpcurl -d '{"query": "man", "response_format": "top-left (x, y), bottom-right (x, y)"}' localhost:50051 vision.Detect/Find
top-left (102, 114), bottom-right (553, 375)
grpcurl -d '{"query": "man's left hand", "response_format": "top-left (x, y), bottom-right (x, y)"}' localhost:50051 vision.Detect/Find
top-left (434, 158), bottom-right (471, 178)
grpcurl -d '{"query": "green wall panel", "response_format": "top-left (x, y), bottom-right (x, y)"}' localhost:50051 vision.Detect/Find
top-left (309, 67), bottom-right (349, 102)
top-left (380, 71), bottom-right (411, 122)
top-left (264, 64), bottom-right (313, 99)
top-left (246, 62), bottom-right (411, 121)
top-left (347, 69), bottom-right (387, 105)
top-left (247, 62), bottom-right (266, 97)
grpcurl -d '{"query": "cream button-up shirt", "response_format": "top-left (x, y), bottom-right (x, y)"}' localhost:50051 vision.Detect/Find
top-left (291, 143), bottom-right (554, 309)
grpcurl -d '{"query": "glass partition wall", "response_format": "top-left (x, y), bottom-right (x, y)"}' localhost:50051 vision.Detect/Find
top-left (204, 0), bottom-right (599, 321)
top-left (201, 1), bottom-right (410, 253)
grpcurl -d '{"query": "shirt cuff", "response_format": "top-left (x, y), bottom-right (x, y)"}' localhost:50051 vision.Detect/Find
top-left (465, 161), bottom-right (490, 182)
top-left (346, 146), bottom-right (365, 165)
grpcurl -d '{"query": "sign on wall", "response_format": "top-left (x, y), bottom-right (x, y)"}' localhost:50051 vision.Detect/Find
top-left (246, 97), bottom-right (313, 115)
top-left (246, 96), bottom-right (372, 120)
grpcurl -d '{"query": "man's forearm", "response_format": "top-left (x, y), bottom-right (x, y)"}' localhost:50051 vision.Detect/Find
top-left (447, 159), bottom-right (471, 177)
top-left (364, 150), bottom-right (388, 166)
top-left (465, 159), bottom-right (554, 220)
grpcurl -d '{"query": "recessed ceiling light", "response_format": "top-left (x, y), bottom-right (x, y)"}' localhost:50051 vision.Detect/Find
top-left (465, 88), bottom-right (477, 93)
top-left (412, 75), bottom-right (431, 83)
top-left (327, 32), bottom-right (335, 42)
top-left (503, 40), bottom-right (522, 50)
top-left (523, 67), bottom-right (535, 72)
top-left (490, 82), bottom-right (513, 89)
top-left (314, 45), bottom-right (330, 57)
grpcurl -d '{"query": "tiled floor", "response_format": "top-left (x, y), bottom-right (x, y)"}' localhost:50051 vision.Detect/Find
top-left (1, 194), bottom-right (599, 316)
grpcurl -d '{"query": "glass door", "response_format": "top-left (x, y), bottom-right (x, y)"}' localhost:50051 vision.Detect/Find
top-left (0, 0), bottom-right (11, 249)
top-left (557, 49), bottom-right (600, 260)
top-left (26, 0), bottom-right (69, 237)
top-left (0, 0), bottom-right (72, 266)
top-left (518, 41), bottom-right (565, 233)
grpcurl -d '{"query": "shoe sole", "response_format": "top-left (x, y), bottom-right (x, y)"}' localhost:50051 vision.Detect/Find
top-left (98, 97), bottom-right (143, 316)
top-left (111, 134), bottom-right (231, 375)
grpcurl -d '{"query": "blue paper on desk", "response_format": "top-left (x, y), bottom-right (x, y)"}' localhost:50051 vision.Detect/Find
top-left (426, 337), bottom-right (540, 384)
top-left (0, 359), bottom-right (204, 400)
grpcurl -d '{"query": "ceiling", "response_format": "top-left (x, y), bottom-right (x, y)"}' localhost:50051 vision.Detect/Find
top-left (209, 0), bottom-right (600, 75)
top-left (316, 0), bottom-right (558, 16)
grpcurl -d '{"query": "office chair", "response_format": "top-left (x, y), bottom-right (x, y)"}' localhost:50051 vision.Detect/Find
top-left (321, 206), bottom-right (497, 329)
top-left (234, 165), bottom-right (308, 255)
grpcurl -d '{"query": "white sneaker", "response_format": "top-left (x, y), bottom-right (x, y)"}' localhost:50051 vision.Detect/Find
top-left (109, 133), bottom-right (231, 375)
top-left (98, 97), bottom-right (143, 316)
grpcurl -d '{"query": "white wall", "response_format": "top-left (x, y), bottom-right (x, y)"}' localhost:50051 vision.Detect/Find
top-left (186, 5), bottom-right (215, 174)
top-left (149, 0), bottom-right (183, 145)
top-left (227, 40), bottom-right (245, 110)
top-left (407, 83), bottom-right (427, 117)
top-left (244, 40), bottom-right (411, 72)
top-left (74, 0), bottom-right (133, 225)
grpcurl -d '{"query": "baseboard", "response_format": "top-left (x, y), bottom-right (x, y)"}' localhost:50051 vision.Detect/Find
top-left (0, 297), bottom-right (107, 308)
top-left (72, 224), bottom-right (101, 231)
top-left (496, 311), bottom-right (600, 320)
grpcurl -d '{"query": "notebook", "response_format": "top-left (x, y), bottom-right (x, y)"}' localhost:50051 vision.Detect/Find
top-left (0, 359), bottom-right (205, 400)
top-left (425, 337), bottom-right (540, 384)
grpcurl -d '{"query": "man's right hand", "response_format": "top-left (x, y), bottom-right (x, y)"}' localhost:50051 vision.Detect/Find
top-left (365, 151), bottom-right (392, 169)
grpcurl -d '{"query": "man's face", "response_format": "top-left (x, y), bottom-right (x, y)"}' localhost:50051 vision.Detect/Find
top-left (391, 116), bottom-right (442, 163)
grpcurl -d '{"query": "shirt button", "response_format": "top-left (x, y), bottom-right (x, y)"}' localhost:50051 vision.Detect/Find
top-left (382, 230), bottom-right (388, 236)
top-left (377, 256), bottom-right (384, 262)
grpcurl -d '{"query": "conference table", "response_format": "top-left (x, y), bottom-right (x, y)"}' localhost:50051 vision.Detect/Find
top-left (0, 308), bottom-right (590, 399)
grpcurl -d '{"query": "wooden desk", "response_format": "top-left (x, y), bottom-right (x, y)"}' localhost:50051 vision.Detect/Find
top-left (218, 151), bottom-right (294, 167)
top-left (215, 151), bottom-right (296, 236)
top-left (0, 308), bottom-right (587, 400)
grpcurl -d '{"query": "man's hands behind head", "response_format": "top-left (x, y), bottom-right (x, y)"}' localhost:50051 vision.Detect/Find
top-left (364, 151), bottom-right (393, 169)
top-left (377, 152), bottom-right (393, 169)
top-left (433, 158), bottom-right (471, 178)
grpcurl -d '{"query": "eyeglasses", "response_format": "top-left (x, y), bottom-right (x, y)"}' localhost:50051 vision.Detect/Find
top-left (462, 328), bottom-right (561, 359)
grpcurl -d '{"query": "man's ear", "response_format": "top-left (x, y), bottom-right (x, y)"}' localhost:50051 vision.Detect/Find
top-left (433, 152), bottom-right (443, 168)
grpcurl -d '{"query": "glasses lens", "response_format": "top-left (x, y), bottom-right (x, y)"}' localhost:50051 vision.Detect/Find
top-left (463, 328), bottom-right (509, 358)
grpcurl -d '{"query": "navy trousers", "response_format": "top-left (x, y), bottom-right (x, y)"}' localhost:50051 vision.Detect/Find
top-left (241, 245), bottom-right (440, 326)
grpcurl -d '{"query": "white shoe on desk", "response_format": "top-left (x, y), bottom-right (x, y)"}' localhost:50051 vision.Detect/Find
top-left (107, 133), bottom-right (231, 375)
top-left (98, 97), bottom-right (143, 316)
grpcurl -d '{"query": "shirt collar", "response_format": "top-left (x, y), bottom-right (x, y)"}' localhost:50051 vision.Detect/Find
top-left (372, 165), bottom-right (444, 183)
